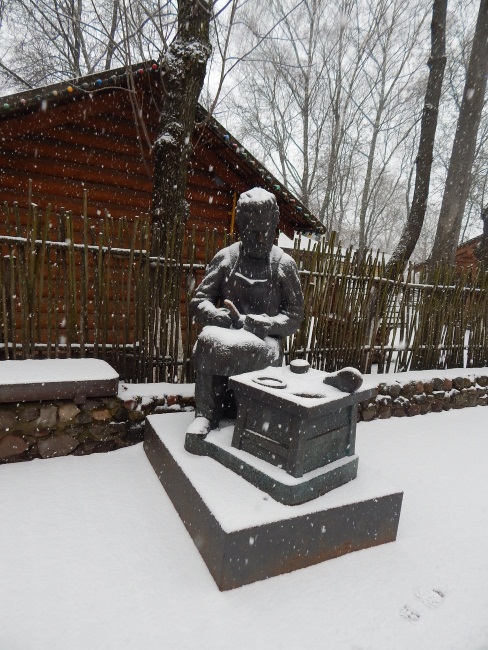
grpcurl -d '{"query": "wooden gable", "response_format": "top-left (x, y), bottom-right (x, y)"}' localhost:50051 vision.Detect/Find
top-left (0, 63), bottom-right (324, 253)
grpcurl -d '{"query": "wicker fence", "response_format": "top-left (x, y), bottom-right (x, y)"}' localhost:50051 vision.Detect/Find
top-left (1, 200), bottom-right (487, 382)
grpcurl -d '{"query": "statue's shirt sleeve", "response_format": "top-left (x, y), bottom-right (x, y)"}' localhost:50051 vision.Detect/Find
top-left (267, 253), bottom-right (304, 337)
top-left (190, 248), bottom-right (231, 327)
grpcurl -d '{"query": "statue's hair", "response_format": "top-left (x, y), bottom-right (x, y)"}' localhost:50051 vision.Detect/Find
top-left (236, 187), bottom-right (279, 226)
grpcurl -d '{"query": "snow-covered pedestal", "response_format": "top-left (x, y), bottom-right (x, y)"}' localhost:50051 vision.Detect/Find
top-left (0, 358), bottom-right (119, 403)
top-left (144, 412), bottom-right (403, 591)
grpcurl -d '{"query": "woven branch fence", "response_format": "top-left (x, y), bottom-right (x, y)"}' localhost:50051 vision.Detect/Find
top-left (1, 200), bottom-right (487, 382)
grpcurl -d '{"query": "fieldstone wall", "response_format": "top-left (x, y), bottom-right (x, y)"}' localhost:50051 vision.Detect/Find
top-left (1, 372), bottom-right (487, 464)
top-left (0, 393), bottom-right (195, 464)
top-left (358, 374), bottom-right (488, 421)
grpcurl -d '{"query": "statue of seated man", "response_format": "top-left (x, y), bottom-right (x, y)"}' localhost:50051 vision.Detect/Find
top-left (187, 187), bottom-right (304, 436)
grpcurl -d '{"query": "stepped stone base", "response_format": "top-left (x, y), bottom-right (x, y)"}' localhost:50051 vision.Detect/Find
top-left (144, 412), bottom-right (403, 591)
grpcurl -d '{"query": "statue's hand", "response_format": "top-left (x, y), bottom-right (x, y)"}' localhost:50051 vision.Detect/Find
top-left (243, 314), bottom-right (272, 339)
top-left (212, 307), bottom-right (233, 328)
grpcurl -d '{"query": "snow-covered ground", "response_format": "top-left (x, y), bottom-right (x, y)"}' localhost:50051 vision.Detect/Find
top-left (1, 408), bottom-right (487, 649)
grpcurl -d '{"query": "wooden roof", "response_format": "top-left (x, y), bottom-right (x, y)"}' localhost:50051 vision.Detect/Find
top-left (0, 62), bottom-right (325, 239)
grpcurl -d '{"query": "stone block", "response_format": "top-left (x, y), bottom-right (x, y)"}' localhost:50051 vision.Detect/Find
top-left (443, 378), bottom-right (453, 391)
top-left (465, 387), bottom-right (478, 407)
top-left (103, 397), bottom-right (121, 410)
top-left (432, 377), bottom-right (444, 391)
top-left (361, 405), bottom-right (377, 422)
top-left (18, 405), bottom-right (39, 422)
top-left (387, 383), bottom-right (401, 398)
top-left (452, 391), bottom-right (467, 408)
top-left (431, 400), bottom-right (443, 413)
top-left (113, 408), bottom-right (129, 422)
top-left (128, 410), bottom-right (144, 421)
top-left (405, 403), bottom-right (421, 417)
top-left (463, 377), bottom-right (473, 388)
top-left (392, 407), bottom-right (406, 417)
top-left (377, 405), bottom-right (392, 419)
top-left (0, 433), bottom-right (29, 459)
top-left (81, 399), bottom-right (103, 411)
top-left (91, 408), bottom-right (112, 422)
top-left (423, 380), bottom-right (434, 394)
top-left (179, 396), bottom-right (195, 407)
top-left (58, 403), bottom-right (81, 423)
top-left (123, 399), bottom-right (138, 411)
top-left (414, 381), bottom-right (424, 394)
top-left (72, 439), bottom-right (117, 455)
top-left (77, 411), bottom-right (93, 425)
top-left (37, 405), bottom-right (57, 429)
top-left (400, 382), bottom-right (415, 398)
top-left (475, 375), bottom-right (488, 387)
top-left (477, 394), bottom-right (488, 406)
top-left (38, 434), bottom-right (79, 459)
top-left (420, 402), bottom-right (432, 415)
top-left (0, 409), bottom-right (17, 430)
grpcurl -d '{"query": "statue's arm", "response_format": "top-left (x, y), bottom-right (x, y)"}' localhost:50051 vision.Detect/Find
top-left (268, 255), bottom-right (304, 337)
top-left (190, 250), bottom-right (233, 328)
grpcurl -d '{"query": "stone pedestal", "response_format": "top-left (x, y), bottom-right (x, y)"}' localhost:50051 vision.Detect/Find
top-left (144, 412), bottom-right (403, 591)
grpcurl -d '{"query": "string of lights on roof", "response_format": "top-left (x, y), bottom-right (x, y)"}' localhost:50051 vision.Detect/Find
top-left (202, 112), bottom-right (318, 228)
top-left (1, 61), bottom-right (322, 233)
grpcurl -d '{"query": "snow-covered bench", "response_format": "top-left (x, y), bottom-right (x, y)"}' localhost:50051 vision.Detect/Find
top-left (0, 358), bottom-right (119, 404)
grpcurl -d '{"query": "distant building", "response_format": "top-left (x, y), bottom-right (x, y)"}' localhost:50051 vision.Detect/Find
top-left (455, 235), bottom-right (482, 271)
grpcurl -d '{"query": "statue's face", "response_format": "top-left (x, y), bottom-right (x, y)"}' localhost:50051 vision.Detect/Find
top-left (238, 208), bottom-right (278, 259)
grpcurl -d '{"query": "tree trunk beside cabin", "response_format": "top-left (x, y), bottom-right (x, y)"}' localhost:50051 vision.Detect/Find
top-left (151, 0), bottom-right (212, 250)
top-left (386, 0), bottom-right (447, 273)
top-left (430, 0), bottom-right (488, 265)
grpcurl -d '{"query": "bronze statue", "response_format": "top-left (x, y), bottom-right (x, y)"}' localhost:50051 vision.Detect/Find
top-left (187, 187), bottom-right (304, 436)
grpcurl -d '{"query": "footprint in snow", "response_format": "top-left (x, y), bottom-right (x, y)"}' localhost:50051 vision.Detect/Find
top-left (400, 605), bottom-right (421, 622)
top-left (415, 588), bottom-right (445, 608)
top-left (400, 588), bottom-right (445, 621)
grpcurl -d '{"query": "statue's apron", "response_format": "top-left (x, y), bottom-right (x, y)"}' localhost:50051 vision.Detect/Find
top-left (193, 247), bottom-right (283, 376)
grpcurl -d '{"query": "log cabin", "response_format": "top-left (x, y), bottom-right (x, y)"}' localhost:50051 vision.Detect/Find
top-left (0, 61), bottom-right (324, 253)
top-left (0, 63), bottom-right (324, 377)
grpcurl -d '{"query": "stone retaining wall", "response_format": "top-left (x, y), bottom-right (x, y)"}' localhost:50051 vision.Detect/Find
top-left (358, 374), bottom-right (488, 421)
top-left (0, 393), bottom-right (195, 464)
top-left (1, 373), bottom-right (487, 464)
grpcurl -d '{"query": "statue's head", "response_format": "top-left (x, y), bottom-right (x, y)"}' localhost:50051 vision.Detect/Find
top-left (236, 188), bottom-right (280, 259)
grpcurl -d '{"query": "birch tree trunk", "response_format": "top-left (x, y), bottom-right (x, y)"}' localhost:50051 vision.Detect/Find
top-left (430, 0), bottom-right (488, 265)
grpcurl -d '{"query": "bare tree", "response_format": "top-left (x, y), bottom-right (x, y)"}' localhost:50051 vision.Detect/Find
top-left (0, 0), bottom-right (177, 88)
top-left (355, 0), bottom-right (429, 253)
top-left (223, 0), bottom-right (430, 252)
top-left (430, 0), bottom-right (488, 264)
top-left (386, 0), bottom-right (447, 272)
